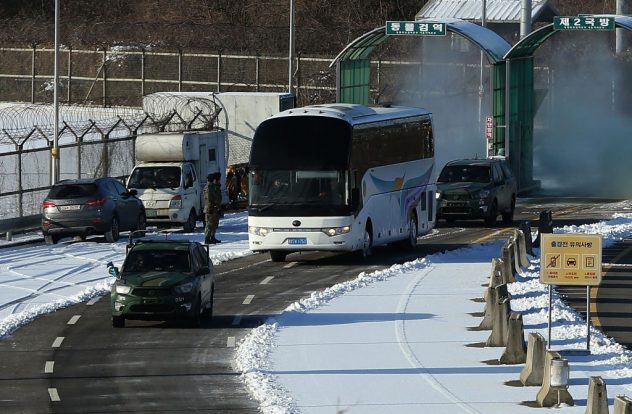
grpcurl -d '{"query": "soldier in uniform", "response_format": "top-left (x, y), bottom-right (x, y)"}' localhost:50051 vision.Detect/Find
top-left (204, 172), bottom-right (222, 244)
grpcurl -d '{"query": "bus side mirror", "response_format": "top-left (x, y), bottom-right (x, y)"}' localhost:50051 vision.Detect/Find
top-left (351, 188), bottom-right (360, 211)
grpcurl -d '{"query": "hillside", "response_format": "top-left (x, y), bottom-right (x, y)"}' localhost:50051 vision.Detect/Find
top-left (0, 0), bottom-right (621, 53)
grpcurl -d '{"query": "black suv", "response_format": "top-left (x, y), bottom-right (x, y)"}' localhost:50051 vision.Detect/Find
top-left (41, 177), bottom-right (146, 244)
top-left (108, 238), bottom-right (215, 328)
top-left (436, 158), bottom-right (517, 226)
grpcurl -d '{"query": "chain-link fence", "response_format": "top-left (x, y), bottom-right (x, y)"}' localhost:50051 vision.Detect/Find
top-left (0, 95), bottom-right (225, 220)
top-left (0, 47), bottom-right (337, 107)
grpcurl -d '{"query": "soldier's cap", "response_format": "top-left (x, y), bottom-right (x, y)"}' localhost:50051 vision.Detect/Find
top-left (207, 173), bottom-right (214, 181)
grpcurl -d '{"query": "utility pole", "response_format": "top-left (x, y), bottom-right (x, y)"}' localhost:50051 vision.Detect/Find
top-left (288, 0), bottom-right (295, 94)
top-left (52, 0), bottom-right (61, 184)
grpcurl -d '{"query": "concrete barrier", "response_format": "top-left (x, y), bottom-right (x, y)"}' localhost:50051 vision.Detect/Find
top-left (511, 236), bottom-right (522, 275)
top-left (479, 286), bottom-right (495, 330)
top-left (501, 246), bottom-right (517, 283)
top-left (536, 351), bottom-right (574, 407)
top-left (484, 258), bottom-right (504, 301)
top-left (480, 283), bottom-right (510, 330)
top-left (615, 394), bottom-right (632, 414)
top-left (514, 229), bottom-right (530, 268)
top-left (585, 376), bottom-right (608, 414)
top-left (500, 312), bottom-right (527, 364)
top-left (520, 332), bottom-right (546, 386)
top-left (486, 296), bottom-right (510, 347)
top-left (488, 258), bottom-right (504, 289)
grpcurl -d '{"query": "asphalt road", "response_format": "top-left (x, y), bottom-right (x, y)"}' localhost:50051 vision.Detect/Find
top-left (0, 197), bottom-right (629, 413)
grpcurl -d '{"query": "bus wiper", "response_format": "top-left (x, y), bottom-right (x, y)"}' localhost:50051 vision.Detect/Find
top-left (255, 203), bottom-right (275, 212)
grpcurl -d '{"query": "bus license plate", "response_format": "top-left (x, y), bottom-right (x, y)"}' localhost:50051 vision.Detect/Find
top-left (146, 209), bottom-right (157, 217)
top-left (287, 238), bottom-right (307, 245)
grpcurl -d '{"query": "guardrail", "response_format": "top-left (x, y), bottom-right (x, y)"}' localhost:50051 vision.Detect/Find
top-left (0, 214), bottom-right (41, 241)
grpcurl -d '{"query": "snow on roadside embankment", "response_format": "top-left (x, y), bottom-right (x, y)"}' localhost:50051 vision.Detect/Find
top-left (235, 213), bottom-right (632, 414)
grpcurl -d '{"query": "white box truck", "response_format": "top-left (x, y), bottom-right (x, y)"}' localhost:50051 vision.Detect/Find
top-left (142, 92), bottom-right (295, 166)
top-left (126, 130), bottom-right (228, 232)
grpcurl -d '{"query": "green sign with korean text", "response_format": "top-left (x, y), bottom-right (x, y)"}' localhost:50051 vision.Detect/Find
top-left (554, 16), bottom-right (615, 30)
top-left (386, 21), bottom-right (447, 36)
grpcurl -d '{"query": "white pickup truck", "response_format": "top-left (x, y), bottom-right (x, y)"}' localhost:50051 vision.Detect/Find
top-left (126, 130), bottom-right (228, 232)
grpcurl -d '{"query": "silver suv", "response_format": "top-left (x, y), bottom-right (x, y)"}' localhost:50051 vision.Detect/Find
top-left (41, 178), bottom-right (146, 244)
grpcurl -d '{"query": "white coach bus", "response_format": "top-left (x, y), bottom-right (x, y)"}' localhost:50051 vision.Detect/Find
top-left (247, 103), bottom-right (437, 262)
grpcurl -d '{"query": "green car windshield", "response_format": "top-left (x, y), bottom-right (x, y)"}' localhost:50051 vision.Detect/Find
top-left (123, 250), bottom-right (191, 274)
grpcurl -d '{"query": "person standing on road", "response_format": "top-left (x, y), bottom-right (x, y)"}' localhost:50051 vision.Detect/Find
top-left (204, 172), bottom-right (222, 244)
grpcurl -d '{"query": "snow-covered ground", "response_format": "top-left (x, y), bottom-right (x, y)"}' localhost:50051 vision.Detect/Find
top-left (3, 211), bottom-right (632, 413)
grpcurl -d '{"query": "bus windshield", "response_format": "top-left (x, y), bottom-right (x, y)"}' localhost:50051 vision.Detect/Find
top-left (250, 169), bottom-right (347, 212)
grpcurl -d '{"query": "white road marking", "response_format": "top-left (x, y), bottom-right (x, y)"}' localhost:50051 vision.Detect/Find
top-left (232, 316), bottom-right (242, 326)
top-left (260, 276), bottom-right (274, 285)
top-left (242, 295), bottom-right (254, 305)
top-left (283, 262), bottom-right (298, 269)
top-left (216, 258), bottom-right (270, 276)
top-left (51, 337), bottom-right (64, 348)
top-left (48, 388), bottom-right (60, 402)
top-left (86, 297), bottom-right (100, 306)
top-left (67, 315), bottom-right (81, 325)
top-left (44, 361), bottom-right (55, 374)
top-left (227, 336), bottom-right (236, 348)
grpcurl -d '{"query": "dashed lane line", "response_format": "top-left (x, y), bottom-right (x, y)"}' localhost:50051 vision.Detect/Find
top-left (67, 315), bottom-right (81, 325)
top-left (260, 276), bottom-right (274, 285)
top-left (215, 258), bottom-right (271, 277)
top-left (86, 297), bottom-right (100, 306)
top-left (242, 295), bottom-right (254, 305)
top-left (227, 336), bottom-right (236, 348)
top-left (44, 361), bottom-right (55, 374)
top-left (51, 337), bottom-right (64, 348)
top-left (48, 388), bottom-right (60, 402)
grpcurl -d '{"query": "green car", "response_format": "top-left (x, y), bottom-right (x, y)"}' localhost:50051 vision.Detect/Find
top-left (109, 239), bottom-right (215, 328)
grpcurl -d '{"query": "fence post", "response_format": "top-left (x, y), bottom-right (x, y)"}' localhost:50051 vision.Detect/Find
top-left (178, 49), bottom-right (183, 92)
top-left (216, 51), bottom-right (222, 92)
top-left (103, 133), bottom-right (110, 176)
top-left (141, 48), bottom-right (146, 98)
top-left (17, 143), bottom-right (23, 217)
top-left (31, 44), bottom-right (36, 104)
top-left (67, 47), bottom-right (72, 103)
top-left (255, 55), bottom-right (260, 92)
top-left (102, 48), bottom-right (107, 107)
top-left (295, 52), bottom-right (301, 103)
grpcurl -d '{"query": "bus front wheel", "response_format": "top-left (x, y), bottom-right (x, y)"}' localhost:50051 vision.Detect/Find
top-left (405, 213), bottom-right (418, 249)
top-left (270, 250), bottom-right (287, 262)
top-left (359, 227), bottom-right (373, 259)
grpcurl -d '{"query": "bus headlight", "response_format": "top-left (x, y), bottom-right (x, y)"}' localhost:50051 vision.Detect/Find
top-left (249, 226), bottom-right (271, 236)
top-left (322, 226), bottom-right (351, 237)
top-left (435, 191), bottom-right (442, 200)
